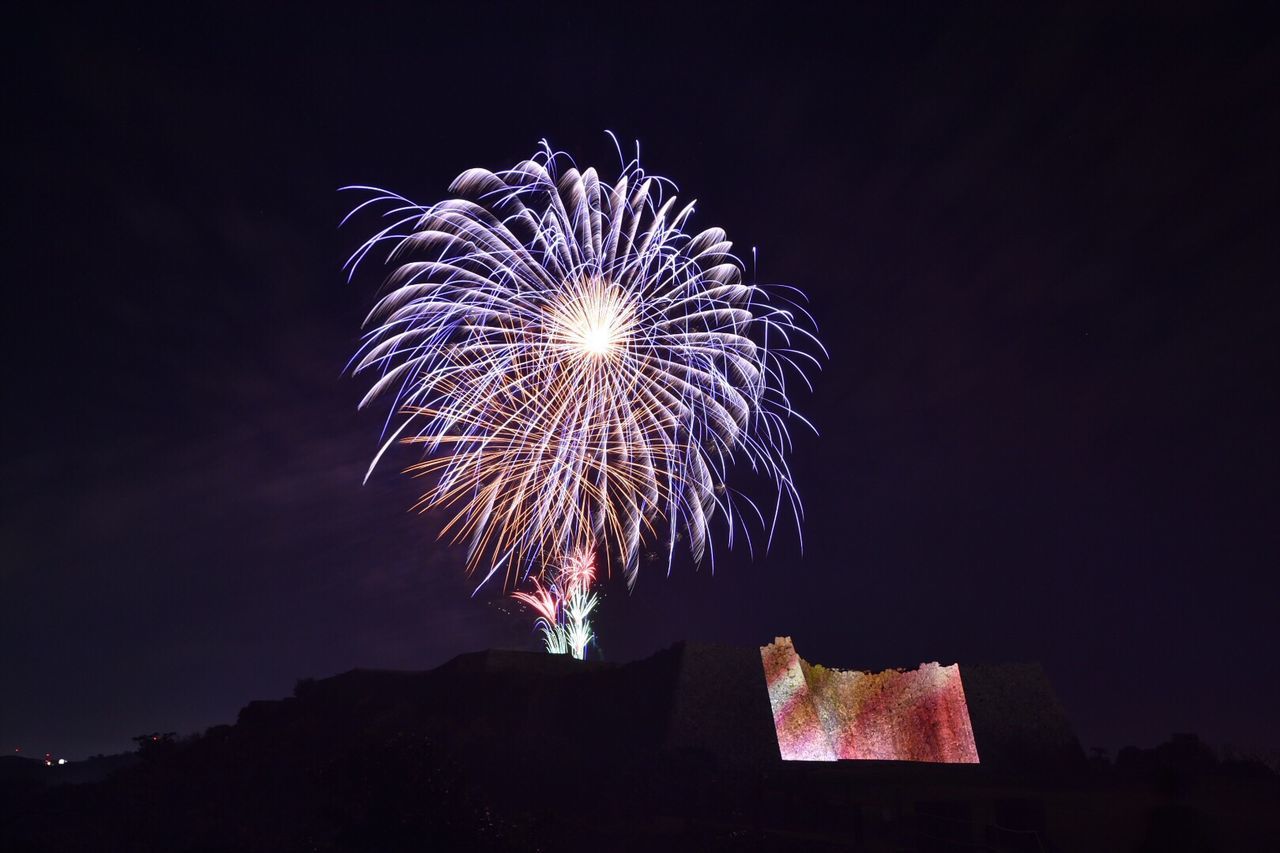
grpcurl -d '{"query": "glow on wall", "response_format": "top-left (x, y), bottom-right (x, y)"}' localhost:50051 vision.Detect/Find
top-left (760, 637), bottom-right (980, 763)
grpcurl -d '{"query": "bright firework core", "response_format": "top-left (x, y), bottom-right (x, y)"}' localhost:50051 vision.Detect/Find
top-left (548, 280), bottom-right (634, 360)
top-left (580, 323), bottom-right (615, 356)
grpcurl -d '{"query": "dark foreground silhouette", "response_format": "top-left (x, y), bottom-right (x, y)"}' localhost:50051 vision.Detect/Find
top-left (2, 644), bottom-right (1277, 852)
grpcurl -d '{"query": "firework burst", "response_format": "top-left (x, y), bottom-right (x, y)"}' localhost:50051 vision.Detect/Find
top-left (511, 548), bottom-right (599, 660)
top-left (346, 136), bottom-right (821, 603)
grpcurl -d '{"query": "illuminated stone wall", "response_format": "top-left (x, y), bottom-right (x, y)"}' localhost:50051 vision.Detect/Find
top-left (761, 637), bottom-right (980, 763)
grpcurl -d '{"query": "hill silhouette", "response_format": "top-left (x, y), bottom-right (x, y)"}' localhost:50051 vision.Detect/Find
top-left (2, 643), bottom-right (1277, 851)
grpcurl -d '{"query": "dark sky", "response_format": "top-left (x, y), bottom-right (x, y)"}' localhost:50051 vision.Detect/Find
top-left (5, 4), bottom-right (1278, 761)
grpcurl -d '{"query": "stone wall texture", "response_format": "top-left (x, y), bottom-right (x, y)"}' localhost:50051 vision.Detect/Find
top-left (761, 636), bottom-right (981, 763)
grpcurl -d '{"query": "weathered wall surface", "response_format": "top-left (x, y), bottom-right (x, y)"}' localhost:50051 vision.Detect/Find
top-left (760, 636), bottom-right (838, 760)
top-left (761, 637), bottom-right (980, 763)
top-left (956, 661), bottom-right (1086, 773)
top-left (664, 642), bottom-right (782, 765)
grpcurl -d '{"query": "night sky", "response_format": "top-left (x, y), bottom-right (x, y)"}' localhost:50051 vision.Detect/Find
top-left (6, 5), bottom-right (1278, 761)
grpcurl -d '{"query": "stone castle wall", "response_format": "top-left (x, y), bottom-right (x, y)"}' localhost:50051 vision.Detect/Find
top-left (761, 637), bottom-right (980, 763)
